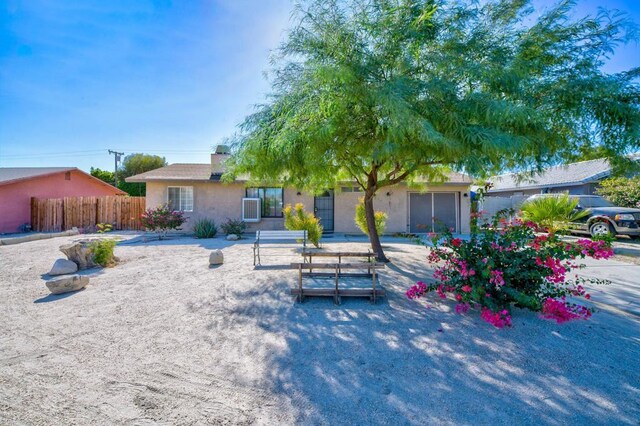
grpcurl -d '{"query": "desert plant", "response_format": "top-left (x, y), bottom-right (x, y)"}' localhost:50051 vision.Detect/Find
top-left (140, 204), bottom-right (187, 239)
top-left (220, 218), bottom-right (247, 237)
top-left (520, 194), bottom-right (589, 233)
top-left (406, 214), bottom-right (613, 328)
top-left (89, 239), bottom-right (117, 267)
top-left (596, 177), bottom-right (640, 209)
top-left (283, 203), bottom-right (323, 247)
top-left (355, 198), bottom-right (387, 236)
top-left (96, 223), bottom-right (113, 234)
top-left (193, 218), bottom-right (218, 239)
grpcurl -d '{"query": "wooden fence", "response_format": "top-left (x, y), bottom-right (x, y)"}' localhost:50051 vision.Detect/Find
top-left (31, 196), bottom-right (146, 232)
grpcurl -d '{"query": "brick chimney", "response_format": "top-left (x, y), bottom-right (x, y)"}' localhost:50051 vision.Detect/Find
top-left (211, 145), bottom-right (230, 175)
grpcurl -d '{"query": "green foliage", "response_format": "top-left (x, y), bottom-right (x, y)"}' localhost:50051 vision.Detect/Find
top-left (283, 203), bottom-right (323, 247)
top-left (96, 223), bottom-right (113, 234)
top-left (355, 198), bottom-right (387, 236)
top-left (117, 153), bottom-right (167, 196)
top-left (596, 177), bottom-right (640, 209)
top-left (220, 218), bottom-right (247, 236)
top-left (90, 168), bottom-right (115, 186)
top-left (520, 195), bottom-right (589, 233)
top-left (89, 239), bottom-right (117, 267)
top-left (140, 204), bottom-right (187, 239)
top-left (193, 218), bottom-right (218, 239)
top-left (226, 0), bottom-right (639, 260)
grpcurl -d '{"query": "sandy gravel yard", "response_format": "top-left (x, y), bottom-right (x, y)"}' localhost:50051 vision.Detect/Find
top-left (1, 233), bottom-right (639, 425)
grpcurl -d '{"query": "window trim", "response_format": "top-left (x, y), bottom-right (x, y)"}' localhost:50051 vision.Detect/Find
top-left (167, 186), bottom-right (194, 212)
top-left (245, 187), bottom-right (284, 218)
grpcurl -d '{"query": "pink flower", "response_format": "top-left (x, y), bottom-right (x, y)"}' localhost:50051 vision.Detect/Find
top-left (455, 303), bottom-right (470, 314)
top-left (461, 285), bottom-right (472, 293)
top-left (480, 307), bottom-right (512, 328)
top-left (540, 298), bottom-right (591, 323)
top-left (450, 238), bottom-right (462, 247)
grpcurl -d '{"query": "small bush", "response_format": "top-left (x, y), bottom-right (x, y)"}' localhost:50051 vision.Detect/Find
top-left (96, 223), bottom-right (113, 234)
top-left (89, 239), bottom-right (117, 267)
top-left (283, 203), bottom-right (323, 247)
top-left (355, 197), bottom-right (387, 236)
top-left (520, 194), bottom-right (589, 233)
top-left (220, 218), bottom-right (247, 236)
top-left (596, 176), bottom-right (640, 209)
top-left (140, 204), bottom-right (187, 239)
top-left (193, 218), bottom-right (218, 239)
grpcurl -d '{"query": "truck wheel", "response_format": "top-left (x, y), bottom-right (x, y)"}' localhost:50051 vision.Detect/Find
top-left (589, 221), bottom-right (614, 238)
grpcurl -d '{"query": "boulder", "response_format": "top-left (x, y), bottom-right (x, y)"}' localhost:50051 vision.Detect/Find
top-left (49, 258), bottom-right (78, 276)
top-left (209, 250), bottom-right (224, 265)
top-left (59, 240), bottom-right (98, 269)
top-left (226, 234), bottom-right (239, 241)
top-left (45, 275), bottom-right (89, 295)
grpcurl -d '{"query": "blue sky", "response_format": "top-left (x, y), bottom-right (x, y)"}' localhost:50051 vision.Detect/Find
top-left (1, 0), bottom-right (638, 172)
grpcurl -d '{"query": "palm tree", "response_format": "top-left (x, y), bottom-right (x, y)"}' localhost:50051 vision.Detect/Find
top-left (520, 194), bottom-right (589, 233)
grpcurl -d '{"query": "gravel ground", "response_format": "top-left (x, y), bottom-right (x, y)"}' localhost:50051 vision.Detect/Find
top-left (1, 233), bottom-right (639, 425)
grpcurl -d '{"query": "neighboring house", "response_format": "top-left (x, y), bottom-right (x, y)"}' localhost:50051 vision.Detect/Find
top-left (126, 147), bottom-right (473, 234)
top-left (487, 158), bottom-right (614, 197)
top-left (0, 167), bottom-right (126, 234)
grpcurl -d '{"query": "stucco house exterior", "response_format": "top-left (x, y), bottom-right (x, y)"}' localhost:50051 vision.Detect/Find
top-left (0, 167), bottom-right (126, 234)
top-left (127, 150), bottom-right (473, 235)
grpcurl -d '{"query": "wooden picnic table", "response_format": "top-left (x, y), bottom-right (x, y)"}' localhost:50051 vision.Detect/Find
top-left (301, 250), bottom-right (376, 277)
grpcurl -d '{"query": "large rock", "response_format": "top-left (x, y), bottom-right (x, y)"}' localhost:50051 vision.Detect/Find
top-left (226, 234), bottom-right (239, 241)
top-left (59, 240), bottom-right (99, 269)
top-left (49, 258), bottom-right (78, 276)
top-left (45, 275), bottom-right (89, 295)
top-left (209, 250), bottom-right (224, 265)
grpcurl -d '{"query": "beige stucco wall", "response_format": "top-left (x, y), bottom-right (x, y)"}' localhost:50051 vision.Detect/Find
top-left (145, 181), bottom-right (471, 234)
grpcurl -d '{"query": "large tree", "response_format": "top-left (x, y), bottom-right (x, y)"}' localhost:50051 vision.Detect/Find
top-left (118, 153), bottom-right (167, 196)
top-left (226, 0), bottom-right (640, 261)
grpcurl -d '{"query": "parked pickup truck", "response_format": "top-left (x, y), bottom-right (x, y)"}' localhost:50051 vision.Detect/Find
top-left (525, 194), bottom-right (640, 239)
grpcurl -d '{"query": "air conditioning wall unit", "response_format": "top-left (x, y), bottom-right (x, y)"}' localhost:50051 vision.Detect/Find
top-left (242, 198), bottom-right (261, 222)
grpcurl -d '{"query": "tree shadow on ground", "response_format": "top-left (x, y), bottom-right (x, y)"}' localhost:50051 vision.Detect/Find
top-left (190, 255), bottom-right (640, 424)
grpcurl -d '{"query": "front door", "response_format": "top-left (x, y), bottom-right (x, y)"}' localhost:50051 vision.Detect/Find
top-left (409, 193), bottom-right (433, 233)
top-left (314, 190), bottom-right (334, 232)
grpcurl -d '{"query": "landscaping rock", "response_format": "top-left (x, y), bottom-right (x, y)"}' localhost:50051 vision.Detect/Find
top-left (209, 250), bottom-right (224, 265)
top-left (226, 234), bottom-right (239, 241)
top-left (49, 258), bottom-right (78, 276)
top-left (45, 275), bottom-right (89, 295)
top-left (59, 240), bottom-right (98, 269)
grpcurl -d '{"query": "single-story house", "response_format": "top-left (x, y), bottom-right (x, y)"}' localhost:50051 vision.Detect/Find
top-left (0, 167), bottom-right (126, 234)
top-left (487, 158), bottom-right (614, 197)
top-left (126, 148), bottom-right (472, 235)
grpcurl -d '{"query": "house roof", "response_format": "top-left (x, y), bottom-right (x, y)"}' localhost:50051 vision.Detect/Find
top-left (0, 167), bottom-right (126, 194)
top-left (125, 164), bottom-right (215, 182)
top-left (126, 163), bottom-right (472, 185)
top-left (0, 167), bottom-right (76, 184)
top-left (488, 158), bottom-right (612, 192)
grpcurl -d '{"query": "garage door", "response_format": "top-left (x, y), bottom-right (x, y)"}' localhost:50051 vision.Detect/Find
top-left (409, 192), bottom-right (458, 233)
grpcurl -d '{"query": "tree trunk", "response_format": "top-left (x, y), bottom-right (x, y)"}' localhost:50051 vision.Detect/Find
top-left (364, 192), bottom-right (389, 262)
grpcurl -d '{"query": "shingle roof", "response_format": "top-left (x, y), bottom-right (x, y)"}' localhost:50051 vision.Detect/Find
top-left (126, 163), bottom-right (473, 185)
top-left (0, 167), bottom-right (76, 185)
top-left (125, 163), bottom-right (213, 182)
top-left (489, 158), bottom-right (611, 192)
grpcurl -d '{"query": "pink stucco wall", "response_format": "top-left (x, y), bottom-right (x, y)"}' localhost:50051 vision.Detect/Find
top-left (0, 170), bottom-right (123, 234)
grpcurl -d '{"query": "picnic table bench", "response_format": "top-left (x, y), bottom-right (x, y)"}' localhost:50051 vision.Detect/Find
top-left (301, 250), bottom-right (375, 276)
top-left (291, 254), bottom-right (386, 304)
top-left (254, 230), bottom-right (307, 266)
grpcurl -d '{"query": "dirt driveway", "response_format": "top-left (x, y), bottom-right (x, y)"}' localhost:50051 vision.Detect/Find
top-left (1, 234), bottom-right (639, 425)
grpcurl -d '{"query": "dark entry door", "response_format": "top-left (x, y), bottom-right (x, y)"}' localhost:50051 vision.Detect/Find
top-left (314, 190), bottom-right (334, 232)
top-left (409, 193), bottom-right (432, 233)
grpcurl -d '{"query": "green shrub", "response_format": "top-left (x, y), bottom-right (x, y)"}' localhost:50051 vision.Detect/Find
top-left (220, 218), bottom-right (247, 236)
top-left (140, 204), bottom-right (187, 239)
top-left (520, 194), bottom-right (589, 233)
top-left (596, 176), bottom-right (640, 209)
top-left (355, 197), bottom-right (387, 236)
top-left (193, 218), bottom-right (218, 238)
top-left (283, 203), bottom-right (323, 247)
top-left (96, 223), bottom-right (113, 234)
top-left (89, 239), bottom-right (117, 267)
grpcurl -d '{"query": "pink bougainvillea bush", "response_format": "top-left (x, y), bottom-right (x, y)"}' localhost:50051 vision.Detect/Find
top-left (140, 204), bottom-right (187, 240)
top-left (407, 214), bottom-right (613, 328)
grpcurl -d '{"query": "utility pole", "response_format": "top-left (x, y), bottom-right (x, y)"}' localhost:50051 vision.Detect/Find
top-left (108, 150), bottom-right (124, 187)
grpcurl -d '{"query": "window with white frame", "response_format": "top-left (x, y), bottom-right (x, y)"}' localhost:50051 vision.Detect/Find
top-left (168, 186), bottom-right (193, 212)
top-left (246, 187), bottom-right (283, 217)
